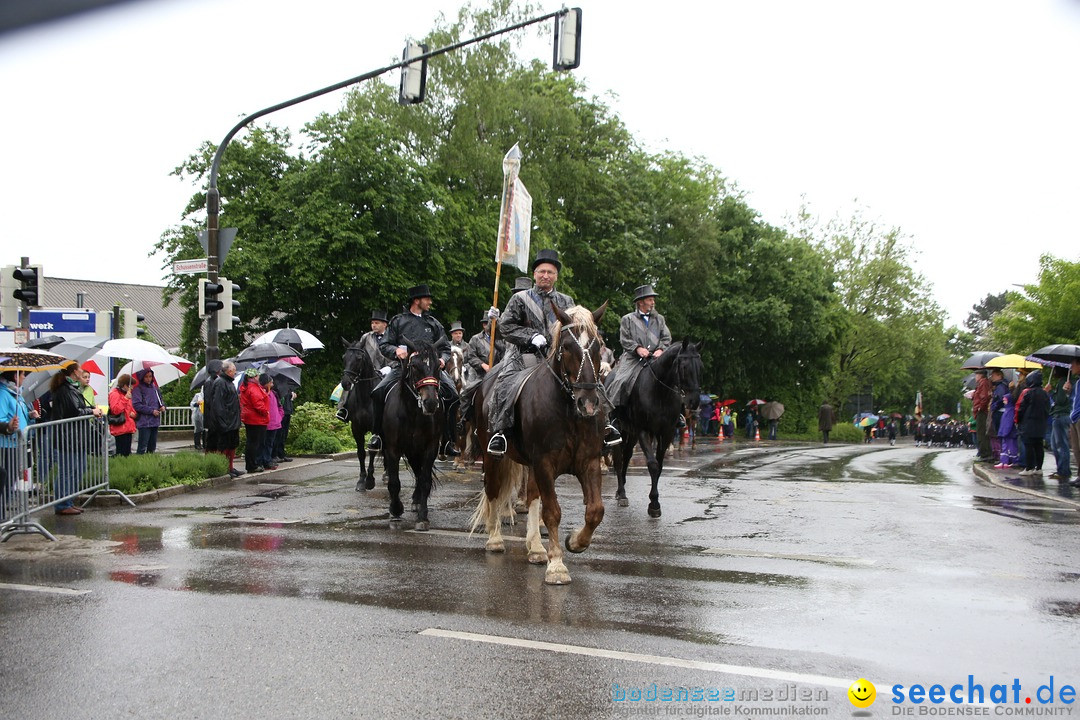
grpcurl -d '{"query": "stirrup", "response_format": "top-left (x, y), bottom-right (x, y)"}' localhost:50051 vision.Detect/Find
top-left (442, 440), bottom-right (459, 457)
top-left (487, 433), bottom-right (506, 457)
top-left (335, 408), bottom-right (349, 422)
top-left (366, 434), bottom-right (382, 451)
top-left (604, 424), bottom-right (622, 448)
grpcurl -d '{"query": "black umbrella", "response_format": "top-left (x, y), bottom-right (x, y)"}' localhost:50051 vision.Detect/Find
top-left (22, 335), bottom-right (66, 349)
top-left (235, 342), bottom-right (301, 363)
top-left (960, 351), bottom-right (1003, 370)
top-left (264, 360), bottom-right (302, 390)
top-left (190, 365), bottom-right (211, 391)
top-left (1029, 344), bottom-right (1080, 364)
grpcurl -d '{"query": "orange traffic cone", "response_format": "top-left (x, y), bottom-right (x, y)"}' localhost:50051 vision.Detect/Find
top-left (754, 427), bottom-right (761, 441)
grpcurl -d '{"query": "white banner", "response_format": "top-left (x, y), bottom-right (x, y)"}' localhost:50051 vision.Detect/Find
top-left (496, 178), bottom-right (532, 273)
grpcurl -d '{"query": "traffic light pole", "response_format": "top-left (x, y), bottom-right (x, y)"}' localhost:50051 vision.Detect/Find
top-left (203, 7), bottom-right (575, 361)
top-left (19, 256), bottom-right (29, 333)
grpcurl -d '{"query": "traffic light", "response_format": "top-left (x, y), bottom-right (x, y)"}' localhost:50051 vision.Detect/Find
top-left (121, 308), bottom-right (146, 338)
top-left (12, 265), bottom-right (43, 307)
top-left (0, 265), bottom-right (19, 328)
top-left (217, 277), bottom-right (241, 331)
top-left (553, 8), bottom-right (582, 71)
top-left (398, 41), bottom-right (428, 105)
top-left (198, 278), bottom-right (224, 319)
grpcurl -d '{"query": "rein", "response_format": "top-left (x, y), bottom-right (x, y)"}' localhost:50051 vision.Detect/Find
top-left (548, 323), bottom-right (601, 395)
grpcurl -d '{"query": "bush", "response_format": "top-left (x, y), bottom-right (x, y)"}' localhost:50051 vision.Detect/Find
top-left (286, 402), bottom-right (355, 455)
top-left (311, 435), bottom-right (342, 454)
top-left (109, 451), bottom-right (228, 495)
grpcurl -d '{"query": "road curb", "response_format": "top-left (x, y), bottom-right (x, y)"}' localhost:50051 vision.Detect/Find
top-left (971, 462), bottom-right (1080, 509)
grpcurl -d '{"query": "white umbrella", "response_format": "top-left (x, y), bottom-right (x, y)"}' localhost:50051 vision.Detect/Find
top-left (251, 327), bottom-right (324, 350)
top-left (20, 335), bottom-right (109, 402)
top-left (98, 338), bottom-right (193, 372)
top-left (115, 359), bottom-right (191, 388)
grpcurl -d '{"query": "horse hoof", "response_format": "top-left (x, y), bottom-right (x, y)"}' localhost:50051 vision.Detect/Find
top-left (565, 534), bottom-right (587, 554)
top-left (355, 479), bottom-right (366, 492)
top-left (415, 521), bottom-right (429, 532)
top-left (485, 539), bottom-right (505, 553)
top-left (617, 497), bottom-right (629, 507)
top-left (365, 476), bottom-right (375, 491)
top-left (544, 569), bottom-right (572, 585)
top-left (412, 503), bottom-right (419, 513)
top-left (527, 552), bottom-right (547, 565)
top-left (648, 506), bottom-right (662, 518)
top-left (390, 501), bottom-right (404, 518)
top-left (513, 501), bottom-right (527, 514)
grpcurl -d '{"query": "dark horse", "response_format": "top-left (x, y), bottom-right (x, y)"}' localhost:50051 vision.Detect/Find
top-left (340, 340), bottom-right (379, 491)
top-left (382, 339), bottom-right (444, 531)
top-left (470, 302), bottom-right (608, 585)
top-left (610, 340), bottom-right (703, 517)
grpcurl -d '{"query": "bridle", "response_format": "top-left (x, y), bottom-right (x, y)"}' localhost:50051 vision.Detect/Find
top-left (646, 349), bottom-right (700, 400)
top-left (547, 323), bottom-right (601, 396)
top-left (341, 345), bottom-right (377, 389)
top-left (400, 351), bottom-right (441, 411)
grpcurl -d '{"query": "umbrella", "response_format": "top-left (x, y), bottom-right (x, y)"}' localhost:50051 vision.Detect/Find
top-left (960, 351), bottom-right (1003, 370)
top-left (263, 359), bottom-right (302, 390)
top-left (252, 327), bottom-right (324, 351)
top-left (984, 354), bottom-right (1041, 370)
top-left (98, 338), bottom-right (193, 372)
top-left (22, 335), bottom-right (66, 349)
top-left (18, 336), bottom-right (110, 402)
top-left (759, 401), bottom-right (785, 420)
top-left (936, 413), bottom-right (951, 421)
top-left (746, 399), bottom-right (766, 407)
top-left (0, 347), bottom-right (74, 372)
top-left (236, 342), bottom-right (301, 363)
top-left (330, 383), bottom-right (343, 403)
top-left (82, 359), bottom-right (105, 375)
top-left (857, 417), bottom-right (877, 428)
top-left (116, 359), bottom-right (191, 388)
top-left (1029, 344), bottom-right (1080, 365)
top-left (717, 398), bottom-right (737, 407)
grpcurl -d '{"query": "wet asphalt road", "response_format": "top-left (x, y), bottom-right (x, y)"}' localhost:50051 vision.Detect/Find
top-left (2, 437), bottom-right (1078, 719)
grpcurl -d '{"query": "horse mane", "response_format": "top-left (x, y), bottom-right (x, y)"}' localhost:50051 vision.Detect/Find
top-left (549, 305), bottom-right (599, 349)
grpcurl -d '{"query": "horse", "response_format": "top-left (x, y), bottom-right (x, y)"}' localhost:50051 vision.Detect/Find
top-left (610, 340), bottom-right (703, 518)
top-left (381, 338), bottom-right (444, 531)
top-left (677, 342), bottom-right (705, 449)
top-left (447, 345), bottom-right (467, 393)
top-left (470, 301), bottom-right (608, 585)
top-left (340, 339), bottom-right (379, 491)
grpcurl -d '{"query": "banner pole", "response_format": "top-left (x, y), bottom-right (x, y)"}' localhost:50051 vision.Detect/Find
top-left (489, 150), bottom-right (520, 367)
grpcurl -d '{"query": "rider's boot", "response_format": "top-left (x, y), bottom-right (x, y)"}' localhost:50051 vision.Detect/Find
top-left (367, 391), bottom-right (383, 451)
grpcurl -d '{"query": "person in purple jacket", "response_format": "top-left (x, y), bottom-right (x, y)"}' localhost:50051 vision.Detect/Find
top-left (131, 368), bottom-right (166, 454)
top-left (1069, 357), bottom-right (1080, 487)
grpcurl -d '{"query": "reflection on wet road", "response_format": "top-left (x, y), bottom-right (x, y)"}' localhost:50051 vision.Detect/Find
top-left (3, 438), bottom-right (1079, 718)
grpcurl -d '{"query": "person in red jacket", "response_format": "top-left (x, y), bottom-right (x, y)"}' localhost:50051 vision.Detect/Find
top-left (972, 370), bottom-right (993, 462)
top-left (239, 368), bottom-right (270, 473)
top-left (107, 374), bottom-right (137, 456)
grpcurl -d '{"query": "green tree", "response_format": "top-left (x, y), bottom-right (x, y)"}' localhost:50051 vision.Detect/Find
top-left (964, 291), bottom-right (1008, 349)
top-left (990, 255), bottom-right (1080, 352)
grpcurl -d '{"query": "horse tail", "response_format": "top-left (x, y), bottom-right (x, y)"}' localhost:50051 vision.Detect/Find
top-left (469, 460), bottom-right (522, 536)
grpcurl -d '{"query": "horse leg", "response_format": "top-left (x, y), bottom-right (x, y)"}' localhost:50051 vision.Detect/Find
top-left (477, 458), bottom-right (511, 553)
top-left (414, 458), bottom-right (432, 532)
top-left (524, 471), bottom-right (546, 564)
top-left (566, 458), bottom-right (605, 554)
top-left (386, 452), bottom-right (404, 520)
top-left (353, 421), bottom-right (368, 492)
top-left (615, 428), bottom-right (633, 507)
top-left (647, 433), bottom-right (669, 518)
top-left (535, 466), bottom-right (570, 585)
top-left (364, 447), bottom-right (377, 490)
top-left (513, 465), bottom-right (528, 514)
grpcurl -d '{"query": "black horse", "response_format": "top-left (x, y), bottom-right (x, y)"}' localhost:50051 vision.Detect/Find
top-left (610, 340), bottom-right (703, 517)
top-left (382, 339), bottom-right (443, 531)
top-left (340, 340), bottom-right (380, 491)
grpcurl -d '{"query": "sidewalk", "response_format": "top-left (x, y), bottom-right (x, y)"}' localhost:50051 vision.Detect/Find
top-left (971, 461), bottom-right (1080, 509)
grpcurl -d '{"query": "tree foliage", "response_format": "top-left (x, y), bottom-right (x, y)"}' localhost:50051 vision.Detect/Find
top-left (990, 255), bottom-right (1080, 352)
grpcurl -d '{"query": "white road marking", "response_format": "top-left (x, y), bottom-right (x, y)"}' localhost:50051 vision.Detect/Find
top-left (701, 548), bottom-right (877, 566)
top-left (420, 629), bottom-right (851, 689)
top-left (0, 582), bottom-right (90, 596)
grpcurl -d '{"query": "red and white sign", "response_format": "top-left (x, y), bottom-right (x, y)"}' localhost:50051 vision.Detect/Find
top-left (173, 258), bottom-right (209, 274)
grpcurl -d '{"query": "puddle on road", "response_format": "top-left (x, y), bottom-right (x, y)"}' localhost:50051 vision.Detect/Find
top-left (1044, 600), bottom-right (1080, 618)
top-left (971, 495), bottom-right (1080, 525)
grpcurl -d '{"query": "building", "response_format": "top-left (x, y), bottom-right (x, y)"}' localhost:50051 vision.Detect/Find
top-left (43, 276), bottom-right (186, 350)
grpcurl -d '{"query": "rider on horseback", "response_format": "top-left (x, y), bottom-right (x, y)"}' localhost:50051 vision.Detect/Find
top-left (465, 313), bottom-right (505, 379)
top-left (366, 285), bottom-right (459, 456)
top-left (485, 249), bottom-right (621, 456)
top-left (336, 309), bottom-right (389, 422)
top-left (605, 284), bottom-right (684, 430)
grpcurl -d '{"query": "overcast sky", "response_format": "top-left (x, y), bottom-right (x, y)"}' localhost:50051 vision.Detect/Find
top-left (1, 0), bottom-right (1077, 326)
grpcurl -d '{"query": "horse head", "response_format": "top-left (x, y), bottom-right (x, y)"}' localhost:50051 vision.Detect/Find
top-left (550, 301), bottom-right (608, 418)
top-left (677, 340), bottom-right (704, 412)
top-left (449, 345), bottom-right (466, 389)
top-left (341, 340), bottom-right (374, 391)
top-left (401, 338), bottom-right (441, 416)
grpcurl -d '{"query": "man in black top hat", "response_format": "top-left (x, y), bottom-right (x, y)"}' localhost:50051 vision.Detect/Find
top-left (335, 309), bottom-right (390, 422)
top-left (367, 285), bottom-right (458, 455)
top-left (466, 313), bottom-right (505, 379)
top-left (484, 249), bottom-right (621, 456)
top-left (605, 284), bottom-right (672, 409)
top-left (449, 320), bottom-right (467, 351)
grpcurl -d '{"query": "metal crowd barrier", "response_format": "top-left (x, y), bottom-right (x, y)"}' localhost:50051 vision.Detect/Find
top-left (159, 406), bottom-right (195, 430)
top-left (1, 415), bottom-right (135, 542)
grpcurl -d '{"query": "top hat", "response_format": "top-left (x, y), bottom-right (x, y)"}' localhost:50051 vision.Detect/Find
top-left (531, 249), bottom-right (562, 272)
top-left (481, 312), bottom-right (492, 324)
top-left (407, 284), bottom-right (433, 300)
top-left (512, 276), bottom-right (532, 293)
top-left (633, 284), bottom-right (658, 302)
top-left (370, 309), bottom-right (388, 323)
top-left (450, 320), bottom-right (464, 333)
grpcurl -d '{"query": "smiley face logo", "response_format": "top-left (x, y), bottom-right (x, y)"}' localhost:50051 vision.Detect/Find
top-left (848, 678), bottom-right (876, 708)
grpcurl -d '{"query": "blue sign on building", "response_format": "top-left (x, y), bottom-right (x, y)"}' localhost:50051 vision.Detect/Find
top-left (27, 310), bottom-right (97, 333)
